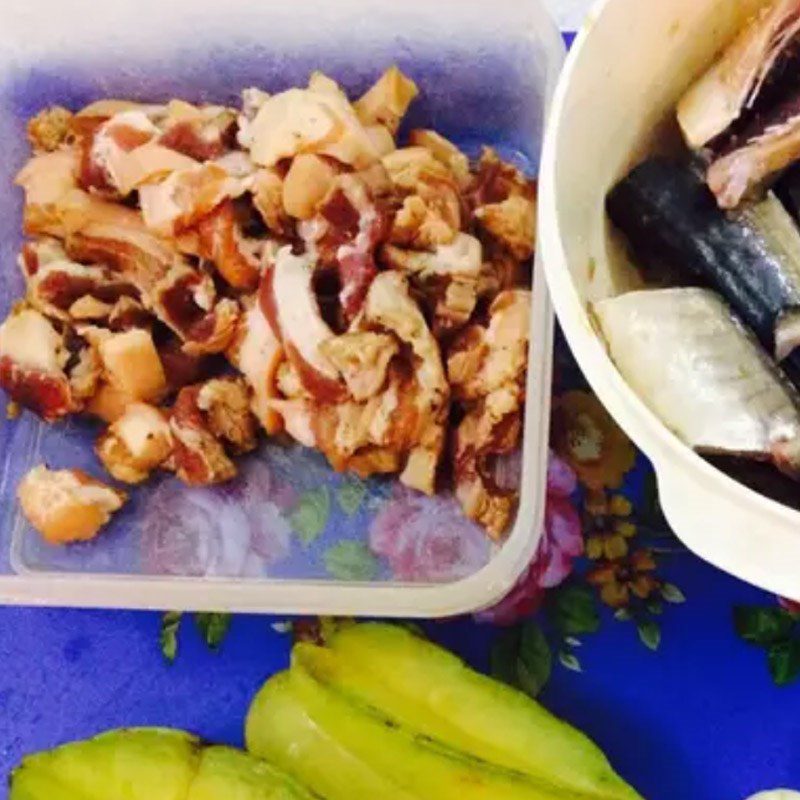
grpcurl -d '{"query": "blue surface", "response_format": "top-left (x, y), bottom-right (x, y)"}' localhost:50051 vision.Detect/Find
top-left (0, 556), bottom-right (798, 800)
top-left (1, 26), bottom-right (799, 800)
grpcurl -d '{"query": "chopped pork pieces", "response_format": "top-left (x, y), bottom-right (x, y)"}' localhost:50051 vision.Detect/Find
top-left (2, 66), bottom-right (535, 543)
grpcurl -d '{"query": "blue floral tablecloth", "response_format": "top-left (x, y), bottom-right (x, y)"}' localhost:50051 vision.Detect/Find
top-left (0, 326), bottom-right (798, 800)
top-left (1, 25), bottom-right (800, 797)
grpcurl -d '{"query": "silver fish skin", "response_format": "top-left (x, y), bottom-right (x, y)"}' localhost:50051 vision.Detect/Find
top-left (595, 287), bottom-right (800, 472)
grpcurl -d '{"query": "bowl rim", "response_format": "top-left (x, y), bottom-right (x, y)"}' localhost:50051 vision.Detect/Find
top-left (539, 0), bottom-right (800, 601)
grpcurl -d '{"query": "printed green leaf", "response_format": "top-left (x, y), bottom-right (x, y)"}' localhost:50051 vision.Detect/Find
top-left (564, 636), bottom-right (582, 648)
top-left (490, 628), bottom-right (520, 688)
top-left (516, 622), bottom-right (552, 698)
top-left (337, 478), bottom-right (367, 516)
top-left (548, 584), bottom-right (600, 636)
top-left (160, 611), bottom-right (181, 664)
top-left (558, 651), bottom-right (582, 672)
top-left (614, 608), bottom-right (632, 622)
top-left (767, 639), bottom-right (800, 686)
top-left (637, 619), bottom-right (661, 651)
top-left (195, 612), bottom-right (231, 651)
top-left (291, 487), bottom-right (331, 545)
top-left (324, 542), bottom-right (379, 581)
top-left (661, 583), bottom-right (686, 604)
top-left (491, 622), bottom-right (553, 697)
top-left (646, 600), bottom-right (664, 616)
top-left (270, 621), bottom-right (293, 634)
top-left (734, 606), bottom-right (795, 646)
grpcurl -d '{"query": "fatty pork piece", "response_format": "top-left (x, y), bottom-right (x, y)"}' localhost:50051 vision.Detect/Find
top-left (72, 100), bottom-right (238, 198)
top-left (170, 377), bottom-right (258, 486)
top-left (226, 295), bottom-right (285, 435)
top-left (19, 238), bottom-right (141, 323)
top-left (382, 146), bottom-right (463, 250)
top-left (14, 161), bottom-right (240, 354)
top-left (0, 306), bottom-right (100, 421)
top-left (362, 271), bottom-right (450, 494)
top-left (83, 331), bottom-right (203, 425)
top-left (17, 466), bottom-right (126, 545)
top-left (138, 161), bottom-right (251, 238)
top-left (409, 129), bottom-right (472, 189)
top-left (147, 265), bottom-right (240, 356)
top-left (468, 148), bottom-right (537, 262)
top-left (96, 403), bottom-right (173, 484)
top-left (266, 272), bottom-right (449, 492)
top-left (66, 224), bottom-right (240, 355)
top-left (297, 174), bottom-right (387, 322)
top-left (353, 65), bottom-right (419, 137)
top-left (318, 332), bottom-right (398, 401)
top-left (677, 0), bottom-right (800, 150)
top-left (80, 326), bottom-right (167, 404)
top-left (74, 109), bottom-right (198, 199)
top-left (381, 232), bottom-right (483, 334)
top-left (448, 290), bottom-right (532, 538)
top-left (260, 246), bottom-right (349, 403)
top-left (238, 69), bottom-right (414, 171)
top-left (595, 287), bottom-right (800, 475)
top-left (139, 162), bottom-right (267, 292)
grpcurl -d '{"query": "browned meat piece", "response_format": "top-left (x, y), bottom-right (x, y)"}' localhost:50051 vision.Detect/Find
top-left (27, 106), bottom-right (73, 152)
top-left (169, 377), bottom-right (257, 486)
top-left (226, 296), bottom-right (284, 435)
top-left (448, 290), bottom-right (532, 537)
top-left (353, 66), bottom-right (419, 136)
top-left (381, 233), bottom-right (483, 334)
top-left (81, 326), bottom-right (168, 404)
top-left (319, 332), bottom-right (398, 401)
top-left (196, 377), bottom-right (259, 454)
top-left (21, 240), bottom-right (140, 323)
top-left (0, 306), bottom-right (76, 420)
top-left (18, 466), bottom-right (127, 544)
top-left (409, 129), bottom-right (471, 188)
top-left (196, 200), bottom-right (262, 291)
top-left (96, 403), bottom-right (173, 484)
top-left (382, 147), bottom-right (462, 249)
top-left (151, 264), bottom-right (240, 355)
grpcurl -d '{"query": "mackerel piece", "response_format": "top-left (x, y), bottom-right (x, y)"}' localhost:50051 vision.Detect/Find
top-left (595, 287), bottom-right (800, 473)
top-left (606, 158), bottom-right (800, 384)
top-left (677, 0), bottom-right (800, 150)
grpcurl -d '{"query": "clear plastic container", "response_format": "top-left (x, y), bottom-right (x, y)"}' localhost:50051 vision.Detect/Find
top-left (0, 0), bottom-right (564, 614)
top-left (540, 0), bottom-right (800, 600)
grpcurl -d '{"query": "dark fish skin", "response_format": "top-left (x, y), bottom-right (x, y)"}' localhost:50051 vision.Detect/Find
top-left (709, 48), bottom-right (800, 158)
top-left (776, 161), bottom-right (800, 219)
top-left (606, 157), bottom-right (800, 385)
top-left (706, 89), bottom-right (800, 208)
top-left (708, 454), bottom-right (800, 509)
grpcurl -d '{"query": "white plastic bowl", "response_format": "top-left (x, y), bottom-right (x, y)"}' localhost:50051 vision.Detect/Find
top-left (0, 0), bottom-right (564, 614)
top-left (540, 0), bottom-right (800, 600)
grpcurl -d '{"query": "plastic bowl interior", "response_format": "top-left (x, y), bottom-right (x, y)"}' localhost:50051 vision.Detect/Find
top-left (0, 0), bottom-right (564, 614)
top-left (540, 0), bottom-right (800, 600)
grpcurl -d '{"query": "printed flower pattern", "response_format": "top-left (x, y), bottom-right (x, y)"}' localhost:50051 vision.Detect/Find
top-left (552, 391), bottom-right (636, 491)
top-left (369, 486), bottom-right (491, 583)
top-left (585, 491), bottom-right (637, 561)
top-left (141, 457), bottom-right (293, 577)
top-left (477, 452), bottom-right (583, 625)
top-left (587, 550), bottom-right (660, 609)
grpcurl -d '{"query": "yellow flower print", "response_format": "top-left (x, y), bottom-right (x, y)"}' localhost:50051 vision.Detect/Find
top-left (553, 391), bottom-right (636, 491)
top-left (585, 491), bottom-right (638, 560)
top-left (587, 550), bottom-right (660, 609)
